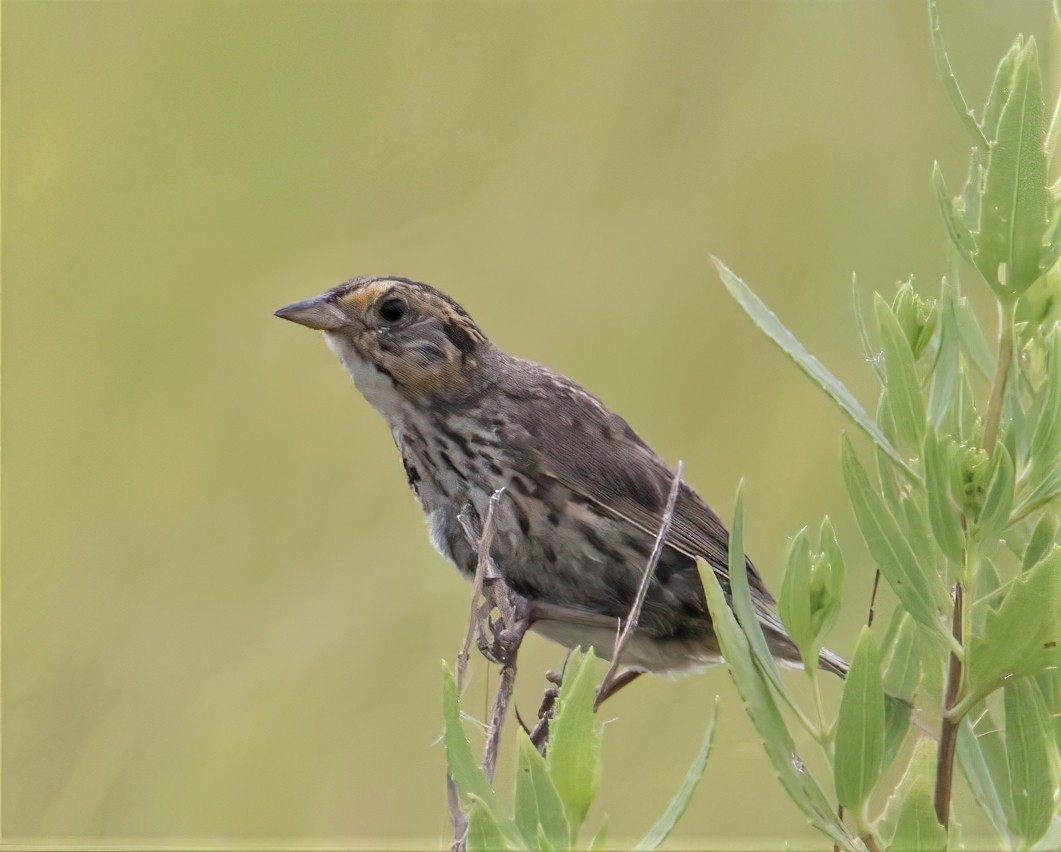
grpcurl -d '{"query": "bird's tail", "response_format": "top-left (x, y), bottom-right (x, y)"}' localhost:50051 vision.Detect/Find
top-left (816, 646), bottom-right (849, 678)
top-left (755, 602), bottom-right (849, 678)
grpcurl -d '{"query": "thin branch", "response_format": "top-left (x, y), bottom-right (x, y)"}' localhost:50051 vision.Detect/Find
top-left (448, 489), bottom-right (507, 851)
top-left (456, 489), bottom-right (531, 785)
top-left (455, 490), bottom-right (505, 693)
top-left (935, 583), bottom-right (964, 828)
top-left (446, 775), bottom-right (467, 852)
top-left (595, 462), bottom-right (684, 710)
top-left (865, 569), bottom-right (881, 628)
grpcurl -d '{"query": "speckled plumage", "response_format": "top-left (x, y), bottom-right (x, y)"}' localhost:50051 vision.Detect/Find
top-left (276, 276), bottom-right (846, 676)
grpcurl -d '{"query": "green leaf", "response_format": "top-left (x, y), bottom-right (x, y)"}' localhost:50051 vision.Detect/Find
top-left (924, 428), bottom-right (966, 564)
top-left (881, 611), bottom-right (922, 771)
top-left (699, 559), bottom-right (859, 850)
top-left (1049, 73), bottom-right (1061, 165)
top-left (900, 492), bottom-right (941, 587)
top-left (834, 627), bottom-right (886, 810)
top-left (814, 517), bottom-right (845, 643)
top-left (713, 258), bottom-right (912, 476)
top-left (726, 482), bottom-right (786, 693)
top-left (977, 38), bottom-right (1050, 297)
top-left (965, 547), bottom-right (1061, 706)
top-left (891, 281), bottom-right (921, 353)
top-left (852, 274), bottom-right (885, 382)
top-left (952, 294), bottom-right (995, 382)
top-left (979, 443), bottom-right (1015, 537)
top-left (841, 436), bottom-right (948, 636)
top-left (778, 528), bottom-right (816, 667)
top-left (958, 711), bottom-right (1014, 843)
top-left (547, 649), bottom-right (601, 842)
top-left (933, 162), bottom-right (980, 269)
top-left (465, 798), bottom-right (513, 852)
top-left (1023, 514), bottom-right (1059, 572)
top-left (927, 282), bottom-right (961, 433)
top-left (1022, 328), bottom-right (1061, 513)
top-left (634, 696), bottom-right (719, 851)
top-left (514, 731), bottom-right (569, 852)
top-left (983, 39), bottom-right (1022, 142)
top-left (441, 664), bottom-right (526, 848)
top-left (927, 0), bottom-right (991, 148)
top-left (588, 817), bottom-right (609, 852)
top-left (1006, 677), bottom-right (1061, 844)
top-left (887, 738), bottom-right (947, 852)
top-left (1037, 666), bottom-right (1061, 747)
top-left (876, 294), bottom-right (927, 453)
top-left (1032, 819), bottom-right (1061, 852)
top-left (972, 555), bottom-right (1005, 635)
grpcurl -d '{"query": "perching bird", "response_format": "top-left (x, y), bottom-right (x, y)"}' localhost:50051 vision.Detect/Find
top-left (276, 276), bottom-right (846, 679)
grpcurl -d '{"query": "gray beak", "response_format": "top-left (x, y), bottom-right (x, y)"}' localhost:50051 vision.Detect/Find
top-left (274, 295), bottom-right (347, 331)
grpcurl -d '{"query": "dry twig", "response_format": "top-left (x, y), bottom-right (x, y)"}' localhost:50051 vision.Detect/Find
top-left (448, 489), bottom-right (533, 850)
top-left (595, 462), bottom-right (684, 710)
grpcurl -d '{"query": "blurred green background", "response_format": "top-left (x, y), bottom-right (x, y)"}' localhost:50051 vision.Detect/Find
top-left (4, 1), bottom-right (1057, 848)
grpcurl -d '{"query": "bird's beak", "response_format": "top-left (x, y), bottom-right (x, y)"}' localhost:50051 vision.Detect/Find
top-left (274, 295), bottom-right (347, 331)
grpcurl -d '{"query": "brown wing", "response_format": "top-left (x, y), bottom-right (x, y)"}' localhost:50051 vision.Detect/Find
top-left (495, 357), bottom-right (775, 603)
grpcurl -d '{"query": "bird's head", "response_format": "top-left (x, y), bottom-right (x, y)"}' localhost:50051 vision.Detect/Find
top-left (275, 276), bottom-right (490, 418)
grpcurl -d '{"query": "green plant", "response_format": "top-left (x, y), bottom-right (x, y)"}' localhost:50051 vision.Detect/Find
top-left (704, 3), bottom-right (1061, 848)
top-left (441, 4), bottom-right (1059, 850)
top-left (442, 650), bottom-right (719, 852)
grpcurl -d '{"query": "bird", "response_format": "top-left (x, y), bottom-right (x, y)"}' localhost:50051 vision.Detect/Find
top-left (275, 276), bottom-right (847, 681)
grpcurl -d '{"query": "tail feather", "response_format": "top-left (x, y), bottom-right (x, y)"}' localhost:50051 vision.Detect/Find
top-left (754, 598), bottom-right (849, 678)
top-left (817, 646), bottom-right (849, 678)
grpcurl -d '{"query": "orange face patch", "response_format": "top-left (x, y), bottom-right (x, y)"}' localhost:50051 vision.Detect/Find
top-left (335, 280), bottom-right (392, 317)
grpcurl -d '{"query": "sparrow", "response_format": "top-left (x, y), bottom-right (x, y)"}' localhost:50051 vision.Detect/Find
top-left (276, 276), bottom-right (846, 678)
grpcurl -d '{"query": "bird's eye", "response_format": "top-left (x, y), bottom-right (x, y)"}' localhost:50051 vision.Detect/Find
top-left (378, 298), bottom-right (407, 324)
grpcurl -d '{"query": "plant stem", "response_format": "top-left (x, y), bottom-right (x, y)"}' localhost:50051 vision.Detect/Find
top-left (981, 300), bottom-right (1016, 456)
top-left (934, 296), bottom-right (1016, 827)
top-left (934, 583), bottom-right (964, 828)
top-left (807, 668), bottom-right (834, 751)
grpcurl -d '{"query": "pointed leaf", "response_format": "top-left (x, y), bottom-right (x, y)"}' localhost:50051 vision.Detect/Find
top-left (699, 559), bottom-right (859, 850)
top-left (465, 798), bottom-right (512, 852)
top-left (979, 443), bottom-right (1015, 536)
top-left (927, 283), bottom-right (961, 432)
top-left (853, 274), bottom-right (885, 382)
top-left (887, 738), bottom-right (947, 852)
top-left (924, 428), bottom-right (966, 564)
top-left (834, 627), bottom-right (886, 809)
top-left (1037, 666), bottom-right (1061, 747)
top-left (933, 162), bottom-right (980, 268)
top-left (726, 482), bottom-right (786, 692)
top-left (547, 649), bottom-right (601, 841)
top-left (983, 39), bottom-right (1022, 142)
top-left (811, 518), bottom-right (845, 646)
top-left (441, 665), bottom-right (526, 848)
top-left (958, 711), bottom-right (1013, 843)
top-left (881, 611), bottom-right (922, 771)
top-left (778, 528), bottom-right (816, 667)
top-left (1023, 328), bottom-right (1061, 509)
top-left (634, 697), bottom-right (719, 851)
top-left (1024, 513), bottom-right (1060, 572)
top-left (952, 294), bottom-right (995, 382)
top-left (965, 547), bottom-right (1061, 704)
top-left (841, 437), bottom-right (948, 635)
top-left (714, 258), bottom-right (912, 475)
top-left (978, 39), bottom-right (1050, 297)
top-left (876, 294), bottom-right (926, 453)
top-left (1006, 677), bottom-right (1060, 844)
top-left (514, 731), bottom-right (569, 851)
top-left (928, 0), bottom-right (991, 148)
top-left (588, 817), bottom-right (609, 852)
